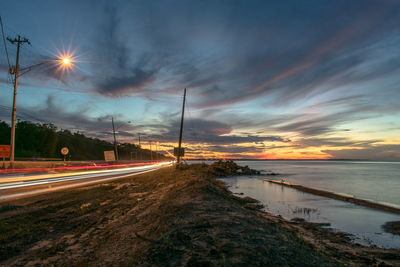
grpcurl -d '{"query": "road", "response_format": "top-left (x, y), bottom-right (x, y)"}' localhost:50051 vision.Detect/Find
top-left (0, 161), bottom-right (173, 202)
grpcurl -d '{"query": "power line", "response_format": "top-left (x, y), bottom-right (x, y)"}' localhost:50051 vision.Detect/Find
top-left (185, 96), bottom-right (198, 138)
top-left (0, 105), bottom-right (49, 124)
top-left (0, 16), bottom-right (10, 69)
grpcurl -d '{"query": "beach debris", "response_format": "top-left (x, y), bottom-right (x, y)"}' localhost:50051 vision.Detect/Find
top-left (382, 221), bottom-right (400, 235)
top-left (265, 171), bottom-right (280, 175)
top-left (291, 217), bottom-right (306, 223)
top-left (80, 203), bottom-right (91, 210)
top-left (292, 207), bottom-right (318, 215)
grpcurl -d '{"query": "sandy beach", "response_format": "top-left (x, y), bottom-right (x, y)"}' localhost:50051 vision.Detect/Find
top-left (1, 162), bottom-right (399, 266)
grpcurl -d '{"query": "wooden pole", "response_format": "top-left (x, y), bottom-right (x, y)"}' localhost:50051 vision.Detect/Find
top-left (177, 88), bottom-right (186, 164)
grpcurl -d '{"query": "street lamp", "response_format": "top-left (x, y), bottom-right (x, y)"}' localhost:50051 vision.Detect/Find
top-left (62, 58), bottom-right (70, 65)
top-left (8, 50), bottom-right (72, 167)
top-left (111, 119), bottom-right (132, 162)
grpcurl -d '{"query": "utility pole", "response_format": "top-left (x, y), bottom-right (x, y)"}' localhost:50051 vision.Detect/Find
top-left (138, 134), bottom-right (141, 160)
top-left (7, 35), bottom-right (30, 168)
top-left (156, 141), bottom-right (159, 162)
top-left (177, 88), bottom-right (186, 164)
top-left (112, 117), bottom-right (119, 161)
top-left (149, 140), bottom-right (153, 161)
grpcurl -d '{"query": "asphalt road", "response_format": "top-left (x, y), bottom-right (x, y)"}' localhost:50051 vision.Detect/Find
top-left (0, 161), bottom-right (173, 202)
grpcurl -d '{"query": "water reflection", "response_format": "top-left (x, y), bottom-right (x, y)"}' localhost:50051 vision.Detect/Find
top-left (221, 176), bottom-right (400, 249)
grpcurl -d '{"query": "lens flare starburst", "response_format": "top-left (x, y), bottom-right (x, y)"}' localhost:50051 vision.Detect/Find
top-left (62, 57), bottom-right (70, 65)
top-left (49, 44), bottom-right (81, 82)
top-left (56, 51), bottom-right (76, 71)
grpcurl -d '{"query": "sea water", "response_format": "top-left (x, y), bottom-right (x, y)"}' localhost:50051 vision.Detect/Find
top-left (192, 160), bottom-right (400, 248)
top-left (240, 161), bottom-right (400, 206)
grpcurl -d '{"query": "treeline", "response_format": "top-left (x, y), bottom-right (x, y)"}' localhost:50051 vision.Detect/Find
top-left (0, 121), bottom-right (169, 161)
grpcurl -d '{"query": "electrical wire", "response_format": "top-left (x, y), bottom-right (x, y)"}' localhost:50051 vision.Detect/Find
top-left (0, 104), bottom-right (48, 124)
top-left (185, 95), bottom-right (197, 138)
top-left (0, 16), bottom-right (11, 69)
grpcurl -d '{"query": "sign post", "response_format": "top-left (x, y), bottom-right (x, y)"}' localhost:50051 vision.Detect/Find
top-left (104, 150), bottom-right (116, 162)
top-left (61, 147), bottom-right (69, 163)
top-left (0, 145), bottom-right (11, 169)
top-left (174, 147), bottom-right (185, 158)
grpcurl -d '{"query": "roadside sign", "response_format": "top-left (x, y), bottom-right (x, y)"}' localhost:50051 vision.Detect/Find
top-left (174, 147), bottom-right (185, 157)
top-left (104, 150), bottom-right (116, 162)
top-left (61, 147), bottom-right (69, 155)
top-left (0, 145), bottom-right (11, 158)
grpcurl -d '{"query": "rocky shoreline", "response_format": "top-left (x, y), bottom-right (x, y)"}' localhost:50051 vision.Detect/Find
top-left (0, 162), bottom-right (399, 266)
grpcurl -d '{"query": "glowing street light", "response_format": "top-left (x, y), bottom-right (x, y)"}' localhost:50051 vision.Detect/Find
top-left (7, 38), bottom-right (77, 167)
top-left (62, 57), bottom-right (70, 65)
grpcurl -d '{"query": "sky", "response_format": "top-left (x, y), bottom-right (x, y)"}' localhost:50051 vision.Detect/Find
top-left (1, 0), bottom-right (400, 160)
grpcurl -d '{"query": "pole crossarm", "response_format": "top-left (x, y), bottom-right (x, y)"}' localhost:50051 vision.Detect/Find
top-left (7, 36), bottom-right (30, 45)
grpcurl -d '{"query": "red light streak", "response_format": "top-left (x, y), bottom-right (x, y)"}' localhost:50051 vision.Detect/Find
top-left (0, 161), bottom-right (169, 174)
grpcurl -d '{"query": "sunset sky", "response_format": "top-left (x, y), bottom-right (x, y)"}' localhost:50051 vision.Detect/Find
top-left (1, 0), bottom-right (400, 160)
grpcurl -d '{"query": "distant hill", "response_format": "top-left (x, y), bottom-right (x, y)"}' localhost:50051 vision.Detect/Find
top-left (0, 120), bottom-right (170, 161)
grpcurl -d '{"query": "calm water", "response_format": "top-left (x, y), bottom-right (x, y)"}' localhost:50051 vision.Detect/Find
top-left (238, 160), bottom-right (400, 206)
top-left (192, 160), bottom-right (400, 248)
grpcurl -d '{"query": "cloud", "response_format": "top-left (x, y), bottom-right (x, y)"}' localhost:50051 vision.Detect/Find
top-left (0, 95), bottom-right (134, 141)
top-left (293, 137), bottom-right (379, 149)
top-left (323, 145), bottom-right (400, 160)
top-left (6, 0), bottom-right (398, 111)
top-left (206, 145), bottom-right (264, 154)
top-left (146, 118), bottom-right (287, 145)
top-left (89, 5), bottom-right (161, 97)
top-left (2, 0), bottom-right (400, 160)
top-left (96, 67), bottom-right (157, 97)
top-left (274, 107), bottom-right (375, 136)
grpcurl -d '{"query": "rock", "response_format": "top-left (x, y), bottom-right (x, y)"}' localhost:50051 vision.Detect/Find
top-left (291, 218), bottom-right (306, 223)
top-left (244, 203), bottom-right (264, 210)
top-left (382, 221), bottom-right (400, 235)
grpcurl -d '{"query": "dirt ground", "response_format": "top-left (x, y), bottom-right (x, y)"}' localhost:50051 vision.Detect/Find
top-left (0, 162), bottom-right (399, 266)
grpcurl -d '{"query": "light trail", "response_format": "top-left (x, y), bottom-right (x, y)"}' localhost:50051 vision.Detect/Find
top-left (0, 161), bottom-right (167, 175)
top-left (0, 161), bottom-right (173, 201)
